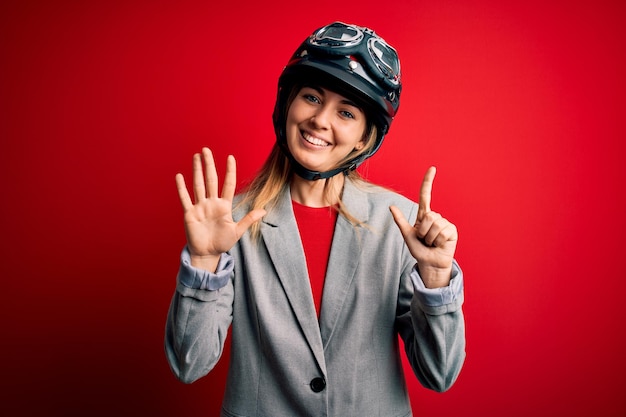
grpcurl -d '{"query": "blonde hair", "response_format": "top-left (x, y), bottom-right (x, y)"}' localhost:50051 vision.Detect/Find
top-left (241, 124), bottom-right (378, 241)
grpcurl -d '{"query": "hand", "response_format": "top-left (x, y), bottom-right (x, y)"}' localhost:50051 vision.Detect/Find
top-left (390, 167), bottom-right (458, 288)
top-left (176, 148), bottom-right (266, 271)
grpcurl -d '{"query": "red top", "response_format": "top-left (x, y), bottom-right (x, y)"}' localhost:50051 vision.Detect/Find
top-left (292, 200), bottom-right (338, 318)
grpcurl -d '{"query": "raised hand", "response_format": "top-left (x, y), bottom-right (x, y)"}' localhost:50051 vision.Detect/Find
top-left (390, 167), bottom-right (458, 288)
top-left (176, 148), bottom-right (266, 272)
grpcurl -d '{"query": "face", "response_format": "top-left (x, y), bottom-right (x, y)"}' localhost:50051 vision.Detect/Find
top-left (285, 86), bottom-right (367, 174)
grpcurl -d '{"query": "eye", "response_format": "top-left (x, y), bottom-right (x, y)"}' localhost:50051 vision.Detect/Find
top-left (340, 110), bottom-right (355, 119)
top-left (303, 93), bottom-right (321, 104)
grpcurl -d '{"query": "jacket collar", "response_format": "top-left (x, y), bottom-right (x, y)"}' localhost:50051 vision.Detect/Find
top-left (260, 179), bottom-right (370, 369)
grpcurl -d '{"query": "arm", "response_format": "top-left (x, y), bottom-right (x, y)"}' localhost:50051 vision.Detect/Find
top-left (398, 260), bottom-right (465, 392)
top-left (391, 167), bottom-right (466, 391)
top-left (165, 148), bottom-right (264, 383)
top-left (164, 248), bottom-right (235, 383)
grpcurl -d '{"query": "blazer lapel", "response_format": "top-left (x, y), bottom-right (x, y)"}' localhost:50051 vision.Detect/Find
top-left (318, 180), bottom-right (369, 346)
top-left (260, 186), bottom-right (326, 372)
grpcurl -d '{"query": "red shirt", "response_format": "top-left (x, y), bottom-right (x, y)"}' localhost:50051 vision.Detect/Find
top-left (292, 200), bottom-right (338, 318)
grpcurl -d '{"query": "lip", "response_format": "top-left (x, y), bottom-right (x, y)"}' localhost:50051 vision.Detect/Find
top-left (300, 130), bottom-right (331, 148)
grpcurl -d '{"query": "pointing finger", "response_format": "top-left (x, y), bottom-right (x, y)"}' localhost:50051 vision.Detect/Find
top-left (418, 166), bottom-right (436, 221)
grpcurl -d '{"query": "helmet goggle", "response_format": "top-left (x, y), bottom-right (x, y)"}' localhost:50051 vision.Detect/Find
top-left (306, 22), bottom-right (401, 89)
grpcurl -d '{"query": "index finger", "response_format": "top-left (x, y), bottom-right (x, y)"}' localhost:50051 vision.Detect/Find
top-left (418, 166), bottom-right (436, 221)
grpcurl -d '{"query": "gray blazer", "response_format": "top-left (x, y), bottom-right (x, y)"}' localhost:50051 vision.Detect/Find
top-left (165, 179), bottom-right (465, 417)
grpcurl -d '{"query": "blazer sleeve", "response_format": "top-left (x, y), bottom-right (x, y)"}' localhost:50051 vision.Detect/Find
top-left (164, 248), bottom-right (234, 384)
top-left (395, 217), bottom-right (466, 393)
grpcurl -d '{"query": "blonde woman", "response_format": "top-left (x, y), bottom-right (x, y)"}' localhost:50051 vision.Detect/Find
top-left (165, 22), bottom-right (465, 417)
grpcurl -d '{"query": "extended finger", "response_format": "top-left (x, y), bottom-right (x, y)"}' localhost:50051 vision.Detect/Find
top-left (418, 166), bottom-right (436, 221)
top-left (389, 205), bottom-right (415, 240)
top-left (175, 173), bottom-right (193, 211)
top-left (203, 148), bottom-right (219, 198)
top-left (235, 209), bottom-right (267, 238)
top-left (192, 152), bottom-right (206, 202)
top-left (221, 155), bottom-right (237, 201)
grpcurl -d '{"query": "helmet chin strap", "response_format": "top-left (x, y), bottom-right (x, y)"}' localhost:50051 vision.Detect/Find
top-left (291, 158), bottom-right (353, 181)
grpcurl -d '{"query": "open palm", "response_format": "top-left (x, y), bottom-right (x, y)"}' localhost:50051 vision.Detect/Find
top-left (176, 148), bottom-right (265, 271)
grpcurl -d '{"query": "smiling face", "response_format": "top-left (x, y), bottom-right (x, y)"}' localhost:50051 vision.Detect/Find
top-left (285, 86), bottom-right (368, 174)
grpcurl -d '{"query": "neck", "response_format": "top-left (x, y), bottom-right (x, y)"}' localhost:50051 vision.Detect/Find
top-left (290, 174), bottom-right (345, 207)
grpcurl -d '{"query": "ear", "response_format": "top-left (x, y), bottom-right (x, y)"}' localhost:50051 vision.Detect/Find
top-left (356, 122), bottom-right (374, 152)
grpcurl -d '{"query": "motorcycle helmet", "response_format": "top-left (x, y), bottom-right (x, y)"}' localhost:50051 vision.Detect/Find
top-left (272, 21), bottom-right (402, 180)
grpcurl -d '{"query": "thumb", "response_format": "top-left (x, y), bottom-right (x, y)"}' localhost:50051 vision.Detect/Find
top-left (389, 206), bottom-right (414, 240)
top-left (235, 209), bottom-right (267, 238)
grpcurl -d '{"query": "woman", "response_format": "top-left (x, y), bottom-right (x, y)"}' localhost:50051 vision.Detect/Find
top-left (165, 22), bottom-right (465, 417)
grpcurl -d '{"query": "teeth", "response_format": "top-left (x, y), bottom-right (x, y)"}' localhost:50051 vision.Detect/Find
top-left (303, 132), bottom-right (329, 147)
top-left (303, 132), bottom-right (326, 145)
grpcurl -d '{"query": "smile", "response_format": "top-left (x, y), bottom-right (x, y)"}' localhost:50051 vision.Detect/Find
top-left (302, 131), bottom-right (330, 147)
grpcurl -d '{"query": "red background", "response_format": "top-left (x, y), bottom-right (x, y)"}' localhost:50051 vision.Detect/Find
top-left (2, 1), bottom-right (625, 416)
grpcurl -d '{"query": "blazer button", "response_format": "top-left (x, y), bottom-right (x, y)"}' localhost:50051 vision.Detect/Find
top-left (310, 377), bottom-right (326, 392)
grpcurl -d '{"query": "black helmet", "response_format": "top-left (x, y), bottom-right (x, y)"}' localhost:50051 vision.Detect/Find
top-left (272, 21), bottom-right (402, 180)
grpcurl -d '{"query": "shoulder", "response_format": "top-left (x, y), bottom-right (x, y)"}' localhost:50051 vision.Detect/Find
top-left (232, 185), bottom-right (290, 223)
top-left (346, 178), bottom-right (415, 208)
top-left (232, 192), bottom-right (251, 222)
top-left (344, 178), bottom-right (417, 223)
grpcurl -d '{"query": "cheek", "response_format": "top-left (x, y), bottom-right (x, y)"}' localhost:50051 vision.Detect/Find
top-left (344, 122), bottom-right (367, 147)
top-left (285, 107), bottom-right (295, 128)
top-left (286, 99), bottom-right (307, 122)
top-left (284, 108), bottom-right (299, 138)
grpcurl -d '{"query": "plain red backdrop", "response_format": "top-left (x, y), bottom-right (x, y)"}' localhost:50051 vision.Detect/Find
top-left (1, 0), bottom-right (625, 416)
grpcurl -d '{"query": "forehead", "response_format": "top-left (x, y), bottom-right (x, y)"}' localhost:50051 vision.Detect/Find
top-left (301, 85), bottom-right (363, 108)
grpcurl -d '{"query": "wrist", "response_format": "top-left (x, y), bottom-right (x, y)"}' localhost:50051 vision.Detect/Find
top-left (417, 264), bottom-right (452, 289)
top-left (189, 252), bottom-right (221, 272)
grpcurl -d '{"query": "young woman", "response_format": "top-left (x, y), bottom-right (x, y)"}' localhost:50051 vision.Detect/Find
top-left (165, 22), bottom-right (465, 417)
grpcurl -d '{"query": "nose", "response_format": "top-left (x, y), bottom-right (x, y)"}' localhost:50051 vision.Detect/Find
top-left (310, 105), bottom-right (332, 129)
